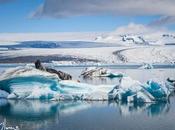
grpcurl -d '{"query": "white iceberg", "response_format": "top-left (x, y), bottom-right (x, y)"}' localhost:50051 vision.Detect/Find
top-left (59, 80), bottom-right (114, 100)
top-left (80, 67), bottom-right (124, 78)
top-left (0, 66), bottom-right (174, 102)
top-left (139, 63), bottom-right (154, 69)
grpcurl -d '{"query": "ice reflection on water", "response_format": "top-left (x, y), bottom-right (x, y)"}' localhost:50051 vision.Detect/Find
top-left (0, 98), bottom-right (173, 130)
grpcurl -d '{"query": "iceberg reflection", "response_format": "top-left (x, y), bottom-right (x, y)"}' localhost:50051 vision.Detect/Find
top-left (113, 101), bottom-right (170, 117)
top-left (0, 99), bottom-right (171, 130)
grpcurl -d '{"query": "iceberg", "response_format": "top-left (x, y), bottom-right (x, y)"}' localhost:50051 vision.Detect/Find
top-left (59, 80), bottom-right (114, 100)
top-left (109, 76), bottom-right (173, 102)
top-left (0, 66), bottom-right (173, 102)
top-left (139, 63), bottom-right (154, 69)
top-left (0, 66), bottom-right (62, 99)
top-left (80, 67), bottom-right (124, 78)
top-left (0, 66), bottom-right (114, 100)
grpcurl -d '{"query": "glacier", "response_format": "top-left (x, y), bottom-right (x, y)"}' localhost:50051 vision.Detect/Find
top-left (0, 66), bottom-right (174, 102)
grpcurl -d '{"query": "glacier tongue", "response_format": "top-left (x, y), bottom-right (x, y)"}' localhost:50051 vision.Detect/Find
top-left (0, 66), bottom-right (174, 102)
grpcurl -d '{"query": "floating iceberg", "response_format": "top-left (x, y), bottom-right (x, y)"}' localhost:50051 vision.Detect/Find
top-left (0, 66), bottom-right (61, 99)
top-left (109, 76), bottom-right (173, 102)
top-left (59, 80), bottom-right (114, 100)
top-left (139, 63), bottom-right (154, 69)
top-left (80, 67), bottom-right (124, 78)
top-left (0, 66), bottom-right (173, 102)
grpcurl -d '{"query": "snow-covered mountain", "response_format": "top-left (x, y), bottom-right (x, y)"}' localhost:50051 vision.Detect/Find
top-left (95, 34), bottom-right (149, 45)
top-left (121, 35), bottom-right (149, 45)
top-left (94, 23), bottom-right (175, 45)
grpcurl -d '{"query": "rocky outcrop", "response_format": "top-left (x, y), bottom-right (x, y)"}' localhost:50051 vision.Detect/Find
top-left (35, 60), bottom-right (72, 80)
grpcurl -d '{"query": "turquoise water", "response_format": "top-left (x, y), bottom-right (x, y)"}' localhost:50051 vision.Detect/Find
top-left (0, 65), bottom-right (175, 130)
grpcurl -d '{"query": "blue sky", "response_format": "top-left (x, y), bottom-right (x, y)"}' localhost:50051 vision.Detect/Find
top-left (0, 0), bottom-right (174, 33)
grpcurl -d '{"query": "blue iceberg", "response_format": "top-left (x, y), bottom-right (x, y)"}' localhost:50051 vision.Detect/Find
top-left (0, 66), bottom-right (62, 99)
top-left (109, 76), bottom-right (173, 102)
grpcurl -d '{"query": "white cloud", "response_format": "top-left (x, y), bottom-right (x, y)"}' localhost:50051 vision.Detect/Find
top-left (113, 23), bottom-right (154, 35)
top-left (32, 0), bottom-right (175, 18)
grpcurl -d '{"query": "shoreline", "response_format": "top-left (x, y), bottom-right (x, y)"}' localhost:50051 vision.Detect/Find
top-left (0, 63), bottom-right (174, 69)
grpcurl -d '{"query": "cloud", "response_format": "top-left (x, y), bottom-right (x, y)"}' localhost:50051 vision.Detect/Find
top-left (113, 23), bottom-right (154, 35)
top-left (32, 0), bottom-right (175, 18)
top-left (149, 16), bottom-right (175, 27)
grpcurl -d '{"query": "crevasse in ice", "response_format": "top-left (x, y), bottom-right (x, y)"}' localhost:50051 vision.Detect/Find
top-left (0, 66), bottom-right (174, 102)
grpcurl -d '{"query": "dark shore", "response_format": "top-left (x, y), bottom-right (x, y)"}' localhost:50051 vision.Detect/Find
top-left (0, 55), bottom-right (99, 64)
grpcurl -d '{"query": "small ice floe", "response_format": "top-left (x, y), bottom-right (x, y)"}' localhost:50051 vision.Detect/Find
top-left (139, 63), bottom-right (154, 69)
top-left (80, 67), bottom-right (124, 78)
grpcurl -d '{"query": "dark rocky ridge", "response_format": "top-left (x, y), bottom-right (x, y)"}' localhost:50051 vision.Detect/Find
top-left (0, 55), bottom-right (99, 63)
top-left (35, 60), bottom-right (72, 80)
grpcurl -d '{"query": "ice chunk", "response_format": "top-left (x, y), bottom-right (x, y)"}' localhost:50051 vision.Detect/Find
top-left (143, 80), bottom-right (170, 101)
top-left (80, 67), bottom-right (124, 78)
top-left (0, 66), bottom-right (62, 99)
top-left (139, 63), bottom-right (154, 69)
top-left (59, 80), bottom-right (114, 100)
top-left (109, 76), bottom-right (173, 102)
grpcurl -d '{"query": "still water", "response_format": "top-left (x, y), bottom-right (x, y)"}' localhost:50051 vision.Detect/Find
top-left (0, 65), bottom-right (175, 130)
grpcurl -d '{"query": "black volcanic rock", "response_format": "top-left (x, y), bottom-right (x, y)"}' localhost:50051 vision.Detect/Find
top-left (35, 60), bottom-right (46, 71)
top-left (35, 60), bottom-right (72, 80)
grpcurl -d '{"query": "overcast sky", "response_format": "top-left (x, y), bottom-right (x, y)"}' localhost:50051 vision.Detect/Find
top-left (0, 0), bottom-right (175, 33)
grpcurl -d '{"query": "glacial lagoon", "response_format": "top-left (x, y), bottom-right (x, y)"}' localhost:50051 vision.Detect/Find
top-left (0, 65), bottom-right (175, 130)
